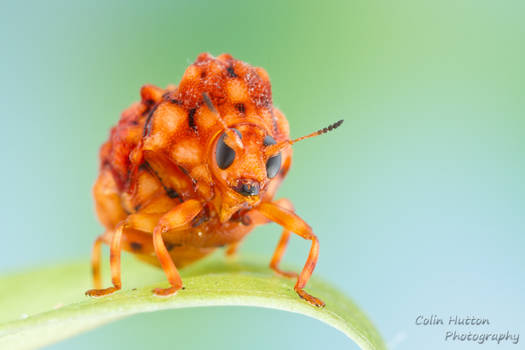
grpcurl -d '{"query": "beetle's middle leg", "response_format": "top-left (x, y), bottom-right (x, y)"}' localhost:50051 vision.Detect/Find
top-left (85, 224), bottom-right (125, 297)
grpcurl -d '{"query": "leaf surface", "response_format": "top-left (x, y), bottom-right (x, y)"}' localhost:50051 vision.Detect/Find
top-left (0, 255), bottom-right (385, 350)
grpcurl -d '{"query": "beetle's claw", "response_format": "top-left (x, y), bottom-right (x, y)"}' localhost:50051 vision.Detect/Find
top-left (295, 288), bottom-right (325, 308)
top-left (153, 286), bottom-right (180, 297)
top-left (85, 286), bottom-right (120, 297)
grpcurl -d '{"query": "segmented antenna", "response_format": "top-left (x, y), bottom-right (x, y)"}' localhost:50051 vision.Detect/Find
top-left (264, 119), bottom-right (344, 158)
top-left (291, 119), bottom-right (344, 144)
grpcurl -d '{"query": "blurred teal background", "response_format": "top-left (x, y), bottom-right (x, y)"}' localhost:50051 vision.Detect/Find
top-left (1, 0), bottom-right (524, 349)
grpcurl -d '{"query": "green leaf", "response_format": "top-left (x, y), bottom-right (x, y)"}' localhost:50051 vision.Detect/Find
top-left (0, 255), bottom-right (386, 350)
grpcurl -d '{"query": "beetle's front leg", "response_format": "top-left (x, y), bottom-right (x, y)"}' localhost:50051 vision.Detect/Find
top-left (267, 198), bottom-right (298, 279)
top-left (152, 199), bottom-right (203, 296)
top-left (255, 200), bottom-right (325, 308)
top-left (269, 229), bottom-right (298, 279)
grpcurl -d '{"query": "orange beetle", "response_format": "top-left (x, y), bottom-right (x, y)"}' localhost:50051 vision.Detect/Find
top-left (86, 53), bottom-right (343, 307)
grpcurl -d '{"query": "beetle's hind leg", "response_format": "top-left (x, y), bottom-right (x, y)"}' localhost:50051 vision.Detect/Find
top-left (85, 224), bottom-right (157, 297)
top-left (90, 233), bottom-right (106, 289)
top-left (85, 225), bottom-right (125, 297)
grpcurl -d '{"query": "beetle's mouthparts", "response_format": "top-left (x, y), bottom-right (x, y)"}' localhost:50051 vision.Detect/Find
top-left (233, 180), bottom-right (260, 196)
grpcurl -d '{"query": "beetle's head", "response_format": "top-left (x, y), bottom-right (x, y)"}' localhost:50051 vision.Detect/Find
top-left (203, 93), bottom-right (343, 223)
top-left (209, 123), bottom-right (282, 222)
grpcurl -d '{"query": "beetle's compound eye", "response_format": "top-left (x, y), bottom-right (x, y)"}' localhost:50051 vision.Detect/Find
top-left (216, 129), bottom-right (241, 169)
top-left (263, 135), bottom-right (282, 179)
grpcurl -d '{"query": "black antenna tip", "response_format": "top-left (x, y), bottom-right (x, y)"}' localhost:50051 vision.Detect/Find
top-left (330, 119), bottom-right (344, 130)
top-left (320, 119), bottom-right (344, 134)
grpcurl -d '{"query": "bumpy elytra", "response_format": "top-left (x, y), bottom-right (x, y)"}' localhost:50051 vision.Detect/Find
top-left (86, 53), bottom-right (343, 307)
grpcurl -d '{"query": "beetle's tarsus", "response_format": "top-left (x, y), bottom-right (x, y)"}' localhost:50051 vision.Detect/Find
top-left (153, 286), bottom-right (180, 296)
top-left (85, 286), bottom-right (120, 297)
top-left (295, 287), bottom-right (325, 308)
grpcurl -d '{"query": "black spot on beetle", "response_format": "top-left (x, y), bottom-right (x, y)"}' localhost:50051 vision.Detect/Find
top-left (141, 162), bottom-right (182, 202)
top-left (165, 187), bottom-right (179, 199)
top-left (226, 65), bottom-right (237, 78)
top-left (130, 242), bottom-right (142, 252)
top-left (143, 104), bottom-right (159, 137)
top-left (234, 103), bottom-right (245, 114)
top-left (188, 108), bottom-right (197, 132)
top-left (192, 213), bottom-right (209, 227)
top-left (178, 165), bottom-right (189, 175)
top-left (165, 243), bottom-right (182, 251)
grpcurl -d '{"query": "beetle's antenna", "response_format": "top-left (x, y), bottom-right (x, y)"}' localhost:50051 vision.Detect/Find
top-left (265, 119), bottom-right (344, 157)
top-left (203, 92), bottom-right (244, 150)
top-left (291, 119), bottom-right (344, 143)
